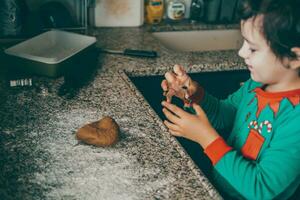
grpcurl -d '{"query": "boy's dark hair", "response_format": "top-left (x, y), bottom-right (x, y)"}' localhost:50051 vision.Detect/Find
top-left (237, 0), bottom-right (300, 61)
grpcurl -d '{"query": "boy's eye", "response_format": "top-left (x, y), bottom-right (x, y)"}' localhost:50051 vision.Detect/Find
top-left (250, 48), bottom-right (257, 53)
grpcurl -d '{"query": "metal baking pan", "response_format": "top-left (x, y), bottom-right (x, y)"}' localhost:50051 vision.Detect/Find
top-left (4, 30), bottom-right (97, 77)
top-left (4, 30), bottom-right (158, 78)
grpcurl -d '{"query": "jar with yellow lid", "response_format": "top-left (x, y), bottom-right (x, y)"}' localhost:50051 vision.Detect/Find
top-left (145, 0), bottom-right (164, 24)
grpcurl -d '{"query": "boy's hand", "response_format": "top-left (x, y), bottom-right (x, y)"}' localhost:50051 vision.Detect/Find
top-left (161, 101), bottom-right (219, 148)
top-left (161, 65), bottom-right (195, 104)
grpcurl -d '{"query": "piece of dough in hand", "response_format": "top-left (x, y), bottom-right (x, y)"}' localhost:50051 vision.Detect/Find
top-left (76, 116), bottom-right (119, 147)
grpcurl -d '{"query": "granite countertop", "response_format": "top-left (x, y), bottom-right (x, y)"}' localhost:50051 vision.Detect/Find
top-left (0, 24), bottom-right (245, 200)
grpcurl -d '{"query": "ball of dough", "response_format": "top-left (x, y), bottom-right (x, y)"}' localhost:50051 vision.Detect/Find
top-left (76, 116), bottom-right (119, 147)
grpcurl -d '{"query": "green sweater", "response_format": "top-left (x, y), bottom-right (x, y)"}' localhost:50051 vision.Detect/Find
top-left (200, 79), bottom-right (300, 200)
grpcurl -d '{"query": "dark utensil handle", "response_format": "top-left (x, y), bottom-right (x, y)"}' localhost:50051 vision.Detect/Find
top-left (123, 49), bottom-right (158, 58)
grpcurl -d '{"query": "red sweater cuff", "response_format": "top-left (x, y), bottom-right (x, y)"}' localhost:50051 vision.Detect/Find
top-left (204, 137), bottom-right (232, 166)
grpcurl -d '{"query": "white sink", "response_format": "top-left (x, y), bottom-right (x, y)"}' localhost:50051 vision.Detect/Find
top-left (152, 29), bottom-right (243, 52)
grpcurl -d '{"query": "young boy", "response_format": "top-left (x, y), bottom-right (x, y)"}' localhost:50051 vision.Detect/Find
top-left (161, 0), bottom-right (300, 199)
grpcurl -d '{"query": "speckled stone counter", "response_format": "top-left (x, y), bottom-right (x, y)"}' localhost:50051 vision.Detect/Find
top-left (0, 25), bottom-right (246, 200)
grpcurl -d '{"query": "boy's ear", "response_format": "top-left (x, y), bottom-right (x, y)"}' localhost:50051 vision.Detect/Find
top-left (289, 47), bottom-right (300, 70)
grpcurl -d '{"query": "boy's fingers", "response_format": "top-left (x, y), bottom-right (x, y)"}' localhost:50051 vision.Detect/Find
top-left (174, 64), bottom-right (185, 76)
top-left (162, 107), bottom-right (180, 124)
top-left (192, 103), bottom-right (205, 116)
top-left (163, 120), bottom-right (180, 132)
top-left (162, 101), bottom-right (185, 117)
top-left (165, 71), bottom-right (176, 83)
top-left (168, 129), bottom-right (182, 137)
top-left (166, 96), bottom-right (172, 103)
top-left (166, 88), bottom-right (176, 97)
top-left (161, 80), bottom-right (168, 91)
top-left (165, 91), bottom-right (173, 103)
top-left (174, 64), bottom-right (191, 88)
top-left (174, 64), bottom-right (188, 79)
top-left (162, 79), bottom-right (175, 102)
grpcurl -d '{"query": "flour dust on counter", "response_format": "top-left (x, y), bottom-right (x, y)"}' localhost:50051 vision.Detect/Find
top-left (27, 108), bottom-right (176, 200)
top-left (1, 72), bottom-right (222, 199)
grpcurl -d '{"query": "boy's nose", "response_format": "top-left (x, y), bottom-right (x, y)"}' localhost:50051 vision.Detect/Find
top-left (238, 41), bottom-right (249, 59)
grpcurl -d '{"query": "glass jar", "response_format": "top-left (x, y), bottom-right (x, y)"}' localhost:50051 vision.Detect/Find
top-left (166, 0), bottom-right (186, 21)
